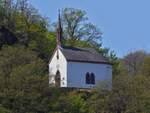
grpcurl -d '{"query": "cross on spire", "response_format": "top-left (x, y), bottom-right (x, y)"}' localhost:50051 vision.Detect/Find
top-left (56, 10), bottom-right (63, 46)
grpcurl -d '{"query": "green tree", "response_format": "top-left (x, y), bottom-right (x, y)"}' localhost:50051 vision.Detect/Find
top-left (51, 91), bottom-right (88, 113)
top-left (0, 0), bottom-right (54, 61)
top-left (122, 50), bottom-right (146, 76)
top-left (109, 51), bottom-right (123, 78)
top-left (0, 105), bottom-right (11, 113)
top-left (60, 8), bottom-right (102, 49)
top-left (89, 75), bottom-right (150, 113)
top-left (0, 46), bottom-right (51, 113)
top-left (142, 56), bottom-right (150, 76)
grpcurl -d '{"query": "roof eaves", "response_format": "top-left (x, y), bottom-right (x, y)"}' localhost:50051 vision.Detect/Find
top-left (67, 59), bottom-right (112, 65)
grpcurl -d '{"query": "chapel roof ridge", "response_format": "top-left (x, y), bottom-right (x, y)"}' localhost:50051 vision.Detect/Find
top-left (59, 45), bottom-right (112, 64)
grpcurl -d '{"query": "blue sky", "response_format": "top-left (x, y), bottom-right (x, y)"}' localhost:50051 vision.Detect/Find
top-left (30, 0), bottom-right (150, 57)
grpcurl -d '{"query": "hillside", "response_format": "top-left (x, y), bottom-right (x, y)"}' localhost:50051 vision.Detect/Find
top-left (0, 1), bottom-right (150, 113)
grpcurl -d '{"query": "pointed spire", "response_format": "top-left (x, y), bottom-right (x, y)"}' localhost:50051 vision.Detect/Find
top-left (56, 9), bottom-right (63, 46)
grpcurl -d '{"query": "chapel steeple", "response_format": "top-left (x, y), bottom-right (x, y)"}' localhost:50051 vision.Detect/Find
top-left (56, 10), bottom-right (63, 46)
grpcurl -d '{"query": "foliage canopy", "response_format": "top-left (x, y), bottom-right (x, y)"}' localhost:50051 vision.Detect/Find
top-left (0, 1), bottom-right (150, 113)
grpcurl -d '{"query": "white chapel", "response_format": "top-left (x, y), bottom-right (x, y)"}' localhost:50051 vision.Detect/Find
top-left (49, 14), bottom-right (112, 89)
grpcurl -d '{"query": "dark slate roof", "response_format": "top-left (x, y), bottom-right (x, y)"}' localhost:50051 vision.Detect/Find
top-left (60, 46), bottom-right (111, 64)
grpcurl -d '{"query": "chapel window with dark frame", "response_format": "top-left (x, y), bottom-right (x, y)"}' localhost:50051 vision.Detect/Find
top-left (55, 70), bottom-right (61, 87)
top-left (91, 73), bottom-right (95, 84)
top-left (86, 72), bottom-right (90, 84)
top-left (85, 72), bottom-right (95, 85)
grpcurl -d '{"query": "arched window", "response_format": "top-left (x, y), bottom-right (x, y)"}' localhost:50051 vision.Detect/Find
top-left (86, 72), bottom-right (90, 84)
top-left (55, 70), bottom-right (61, 87)
top-left (56, 70), bottom-right (60, 75)
top-left (56, 50), bottom-right (59, 59)
top-left (56, 54), bottom-right (59, 59)
top-left (91, 73), bottom-right (95, 84)
top-left (85, 72), bottom-right (95, 84)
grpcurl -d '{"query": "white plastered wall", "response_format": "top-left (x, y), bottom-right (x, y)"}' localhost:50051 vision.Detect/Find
top-left (67, 61), bottom-right (112, 89)
top-left (49, 49), bottom-right (67, 87)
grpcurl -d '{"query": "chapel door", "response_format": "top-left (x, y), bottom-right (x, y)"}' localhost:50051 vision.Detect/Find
top-left (55, 70), bottom-right (61, 87)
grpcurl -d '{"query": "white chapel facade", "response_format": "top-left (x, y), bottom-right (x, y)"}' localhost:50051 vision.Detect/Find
top-left (49, 13), bottom-right (112, 89)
